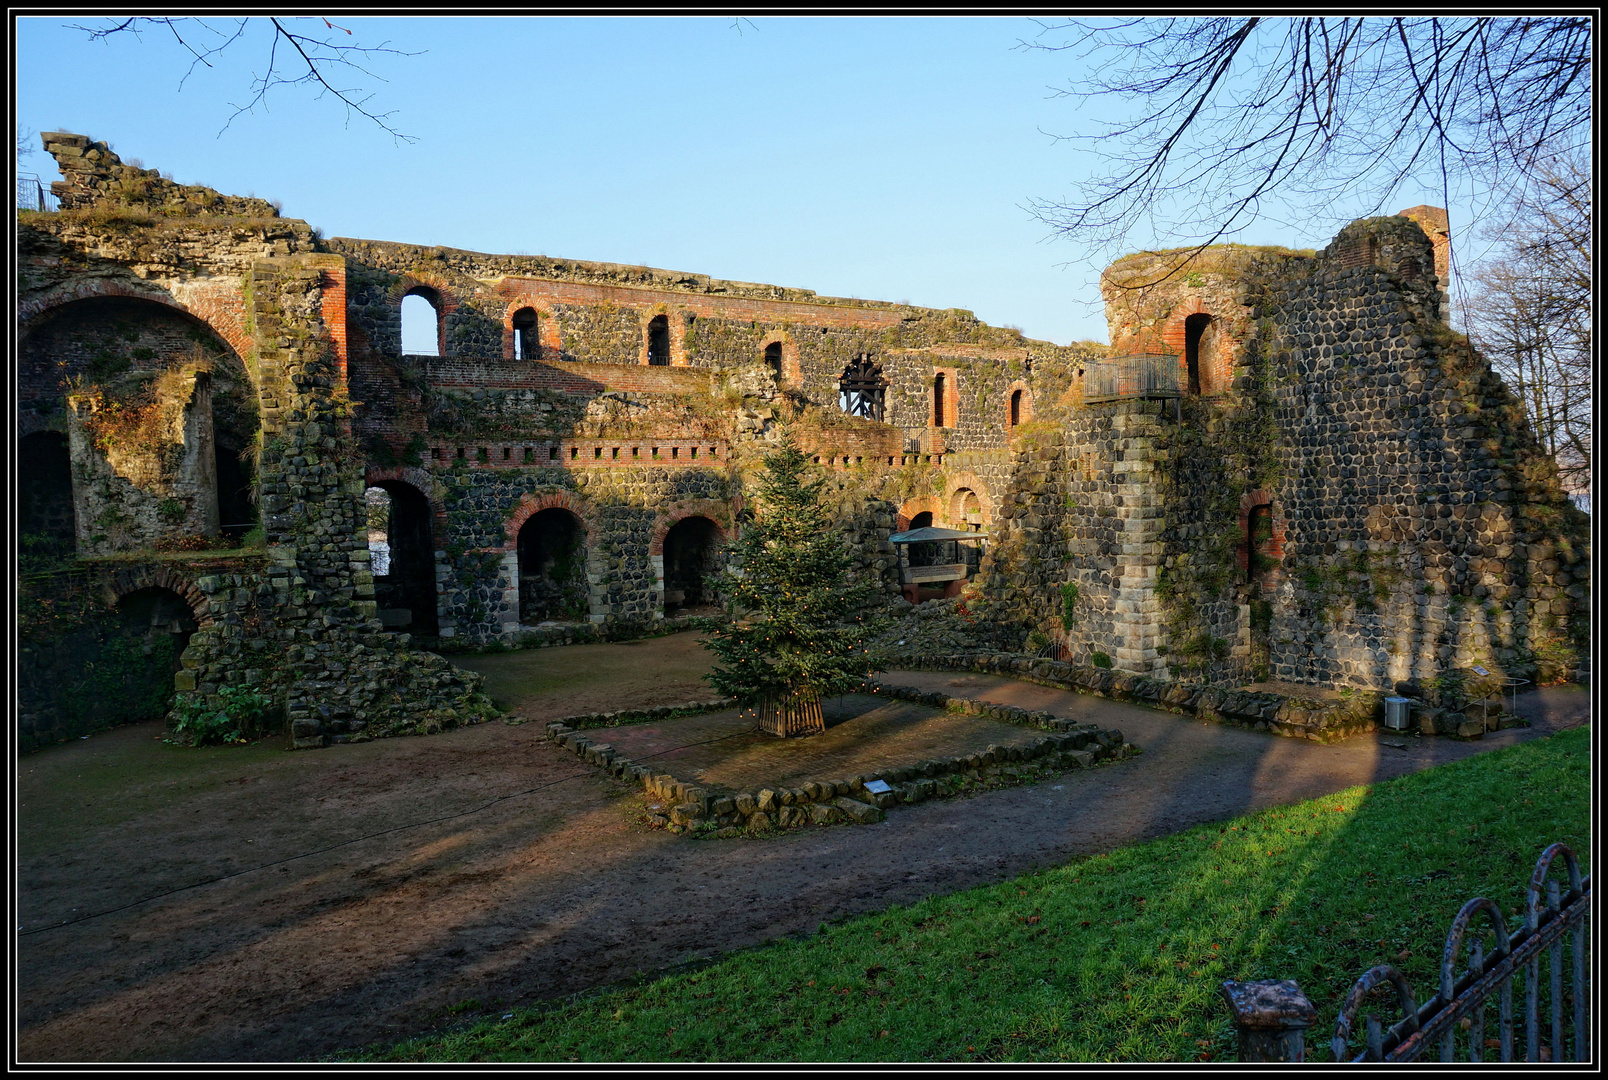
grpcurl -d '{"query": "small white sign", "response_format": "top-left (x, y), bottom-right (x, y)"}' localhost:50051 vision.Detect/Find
top-left (1472, 665), bottom-right (1490, 676)
top-left (864, 780), bottom-right (893, 794)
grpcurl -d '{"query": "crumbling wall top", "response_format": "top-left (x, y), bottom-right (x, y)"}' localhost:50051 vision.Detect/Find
top-left (40, 132), bottom-right (281, 219)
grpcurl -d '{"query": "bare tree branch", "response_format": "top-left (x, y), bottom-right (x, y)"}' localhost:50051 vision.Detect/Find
top-left (70, 16), bottom-right (421, 143)
top-left (1021, 17), bottom-right (1592, 283)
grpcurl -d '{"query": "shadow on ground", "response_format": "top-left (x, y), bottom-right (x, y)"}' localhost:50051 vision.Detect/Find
top-left (15, 634), bottom-right (1590, 1062)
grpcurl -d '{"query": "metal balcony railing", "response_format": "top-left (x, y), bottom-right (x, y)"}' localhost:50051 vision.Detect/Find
top-left (1083, 353), bottom-right (1181, 402)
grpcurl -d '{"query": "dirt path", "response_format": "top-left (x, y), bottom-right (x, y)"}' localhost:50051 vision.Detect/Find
top-left (16, 638), bottom-right (1591, 1063)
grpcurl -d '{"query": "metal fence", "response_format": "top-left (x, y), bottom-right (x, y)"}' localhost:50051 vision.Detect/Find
top-left (1223, 842), bottom-right (1591, 1063)
top-left (1332, 842), bottom-right (1590, 1063)
top-left (1082, 353), bottom-right (1181, 402)
top-left (16, 173), bottom-right (59, 212)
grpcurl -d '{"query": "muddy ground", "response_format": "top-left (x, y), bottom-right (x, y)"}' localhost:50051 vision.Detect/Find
top-left (16, 634), bottom-right (1591, 1062)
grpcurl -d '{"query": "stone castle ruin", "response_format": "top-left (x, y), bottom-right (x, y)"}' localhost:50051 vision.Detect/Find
top-left (17, 133), bottom-right (1590, 751)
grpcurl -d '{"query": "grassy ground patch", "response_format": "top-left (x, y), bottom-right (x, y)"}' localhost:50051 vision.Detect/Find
top-left (339, 728), bottom-right (1589, 1063)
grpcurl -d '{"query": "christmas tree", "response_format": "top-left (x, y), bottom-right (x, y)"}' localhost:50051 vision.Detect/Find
top-left (701, 443), bottom-right (881, 736)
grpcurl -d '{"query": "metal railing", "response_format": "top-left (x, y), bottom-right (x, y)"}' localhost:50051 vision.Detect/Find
top-left (1083, 353), bottom-right (1181, 402)
top-left (16, 173), bottom-right (59, 212)
top-left (1222, 842), bottom-right (1591, 1063)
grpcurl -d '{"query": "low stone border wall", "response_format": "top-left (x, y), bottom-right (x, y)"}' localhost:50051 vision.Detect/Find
top-left (540, 684), bottom-right (1139, 837)
top-left (884, 651), bottom-right (1389, 744)
top-left (507, 697), bottom-right (739, 730)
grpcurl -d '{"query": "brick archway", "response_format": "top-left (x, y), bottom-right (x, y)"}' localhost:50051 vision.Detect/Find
top-left (1237, 487), bottom-right (1286, 583)
top-left (896, 497), bottom-right (941, 532)
top-left (100, 565), bottom-right (214, 627)
top-left (19, 279), bottom-right (254, 371)
top-left (1155, 298), bottom-right (1244, 397)
top-left (942, 472), bottom-right (993, 530)
top-left (501, 301), bottom-right (554, 361)
top-left (504, 489), bottom-right (595, 550)
top-left (648, 501), bottom-right (732, 556)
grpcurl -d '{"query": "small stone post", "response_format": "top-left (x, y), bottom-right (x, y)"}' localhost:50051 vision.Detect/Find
top-left (1220, 979), bottom-right (1318, 1062)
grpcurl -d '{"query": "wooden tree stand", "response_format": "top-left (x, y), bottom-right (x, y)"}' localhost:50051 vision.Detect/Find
top-left (758, 691), bottom-right (825, 737)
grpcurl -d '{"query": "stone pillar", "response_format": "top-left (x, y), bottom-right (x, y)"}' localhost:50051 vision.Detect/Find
top-left (1110, 405), bottom-right (1167, 675)
top-left (1220, 979), bottom-right (1318, 1062)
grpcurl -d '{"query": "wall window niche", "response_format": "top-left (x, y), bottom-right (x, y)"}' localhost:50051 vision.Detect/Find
top-left (647, 314), bottom-right (670, 366)
top-left (512, 307), bottom-right (539, 360)
top-left (401, 288), bottom-right (443, 356)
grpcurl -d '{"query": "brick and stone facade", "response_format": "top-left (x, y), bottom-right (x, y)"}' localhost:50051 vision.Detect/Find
top-left (16, 132), bottom-right (1588, 751)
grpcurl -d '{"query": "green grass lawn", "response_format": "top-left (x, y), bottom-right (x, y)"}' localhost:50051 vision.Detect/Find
top-left (339, 728), bottom-right (1589, 1064)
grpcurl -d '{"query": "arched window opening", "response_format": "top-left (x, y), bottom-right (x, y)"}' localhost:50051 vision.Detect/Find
top-left (401, 290), bottom-right (441, 356)
top-left (647, 314), bottom-right (670, 366)
top-left (839, 354), bottom-right (886, 422)
top-left (19, 431), bottom-right (76, 555)
top-left (1247, 503), bottom-right (1274, 584)
top-left (763, 341), bottom-right (782, 379)
top-left (512, 307), bottom-right (539, 360)
top-left (662, 516), bottom-right (722, 616)
top-left (368, 482), bottom-right (438, 635)
top-left (933, 373), bottom-right (948, 428)
top-left (1009, 389), bottom-right (1024, 427)
top-left (1184, 313), bottom-right (1213, 396)
top-left (518, 508), bottom-right (588, 623)
top-left (952, 488), bottom-right (984, 532)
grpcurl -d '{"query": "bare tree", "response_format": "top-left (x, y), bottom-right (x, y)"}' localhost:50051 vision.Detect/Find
top-left (1024, 18), bottom-right (1592, 278)
top-left (71, 17), bottom-right (420, 142)
top-left (1464, 151), bottom-right (1592, 495)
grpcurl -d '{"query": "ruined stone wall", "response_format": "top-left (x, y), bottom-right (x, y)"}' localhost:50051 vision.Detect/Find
top-left (1260, 240), bottom-right (1588, 689)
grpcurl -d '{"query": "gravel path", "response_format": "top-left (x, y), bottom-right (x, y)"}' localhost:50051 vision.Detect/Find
top-left (16, 650), bottom-right (1589, 1063)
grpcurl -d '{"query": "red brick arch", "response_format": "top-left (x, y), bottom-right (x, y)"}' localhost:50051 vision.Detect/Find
top-left (18, 278), bottom-right (254, 369)
top-left (896, 497), bottom-right (941, 533)
top-left (504, 490), bottom-right (595, 550)
top-left (943, 472), bottom-right (993, 529)
top-left (1237, 487), bottom-right (1286, 584)
top-left (1005, 380), bottom-right (1033, 432)
top-left (648, 501), bottom-right (733, 556)
top-left (99, 564), bottom-right (214, 627)
top-left (501, 300), bottom-right (555, 360)
top-left (1155, 298), bottom-right (1245, 397)
top-left (387, 273), bottom-right (460, 357)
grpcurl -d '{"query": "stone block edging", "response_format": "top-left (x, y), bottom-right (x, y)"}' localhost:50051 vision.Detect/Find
top-left (541, 685), bottom-right (1138, 836)
top-left (884, 651), bottom-right (1390, 743)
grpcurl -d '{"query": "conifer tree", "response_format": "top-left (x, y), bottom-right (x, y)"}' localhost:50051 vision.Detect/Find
top-left (701, 443), bottom-right (880, 736)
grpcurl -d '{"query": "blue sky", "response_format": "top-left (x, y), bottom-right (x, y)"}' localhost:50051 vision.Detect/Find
top-left (16, 16), bottom-right (1470, 345)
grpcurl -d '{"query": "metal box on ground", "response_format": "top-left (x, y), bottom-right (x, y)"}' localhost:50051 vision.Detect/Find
top-left (1383, 696), bottom-right (1412, 731)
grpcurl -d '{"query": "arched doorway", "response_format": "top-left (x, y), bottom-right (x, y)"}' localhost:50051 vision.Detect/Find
top-left (647, 314), bottom-right (670, 366)
top-left (518, 508), bottom-right (589, 623)
top-left (100, 586), bottom-right (198, 726)
top-left (1184, 313), bottom-right (1215, 395)
top-left (662, 516), bottom-right (722, 615)
top-left (367, 481), bottom-right (439, 635)
top-left (512, 307), bottom-right (539, 360)
top-left (19, 431), bottom-right (75, 554)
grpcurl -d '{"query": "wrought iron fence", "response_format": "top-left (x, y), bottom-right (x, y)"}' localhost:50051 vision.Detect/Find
top-left (16, 173), bottom-right (59, 212)
top-left (1083, 353), bottom-right (1180, 402)
top-left (1332, 842), bottom-right (1590, 1063)
top-left (1222, 842), bottom-right (1591, 1063)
